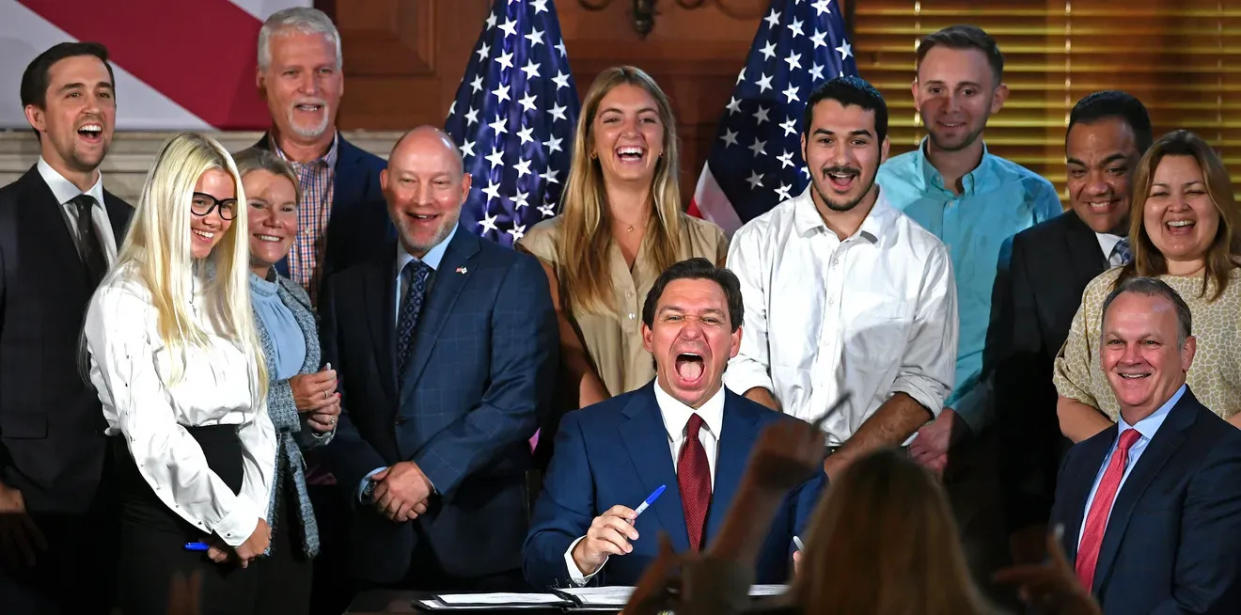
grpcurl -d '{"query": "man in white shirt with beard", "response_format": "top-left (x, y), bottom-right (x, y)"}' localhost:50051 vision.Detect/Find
top-left (725, 76), bottom-right (958, 479)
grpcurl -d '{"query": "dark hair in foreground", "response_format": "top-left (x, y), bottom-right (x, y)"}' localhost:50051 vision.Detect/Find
top-left (641, 258), bottom-right (743, 331)
top-left (20, 41), bottom-right (115, 109)
top-left (802, 75), bottom-right (889, 144)
top-left (793, 448), bottom-right (990, 615)
top-left (1101, 277), bottom-right (1193, 348)
top-left (916, 24), bottom-right (1004, 85)
top-left (1067, 90), bottom-right (1153, 154)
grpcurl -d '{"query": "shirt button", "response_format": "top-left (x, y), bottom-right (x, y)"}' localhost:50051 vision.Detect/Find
top-left (628, 313), bottom-right (636, 320)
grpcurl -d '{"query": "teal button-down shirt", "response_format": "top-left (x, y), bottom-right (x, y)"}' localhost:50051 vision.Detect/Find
top-left (877, 139), bottom-right (1062, 432)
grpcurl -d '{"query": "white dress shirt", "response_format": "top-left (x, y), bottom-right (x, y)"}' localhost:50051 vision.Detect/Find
top-left (1095, 232), bottom-right (1125, 267)
top-left (563, 383), bottom-right (726, 584)
top-left (84, 265), bottom-right (277, 547)
top-left (724, 187), bottom-right (958, 445)
top-left (36, 157), bottom-right (119, 265)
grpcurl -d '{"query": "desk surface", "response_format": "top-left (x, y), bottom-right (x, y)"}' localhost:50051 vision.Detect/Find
top-left (346, 590), bottom-right (617, 614)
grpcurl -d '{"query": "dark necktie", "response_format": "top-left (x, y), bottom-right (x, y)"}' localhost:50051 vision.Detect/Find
top-left (1076, 428), bottom-right (1142, 591)
top-left (1111, 237), bottom-right (1132, 266)
top-left (678, 413), bottom-right (711, 551)
top-left (71, 194), bottom-right (107, 286)
top-left (396, 260), bottom-right (433, 381)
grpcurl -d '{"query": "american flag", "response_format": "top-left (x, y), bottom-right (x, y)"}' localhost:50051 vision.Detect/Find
top-left (688, 0), bottom-right (858, 233)
top-left (445, 0), bottom-right (580, 247)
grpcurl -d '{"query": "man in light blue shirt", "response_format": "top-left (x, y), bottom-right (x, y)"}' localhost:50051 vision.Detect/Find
top-left (876, 25), bottom-right (1062, 463)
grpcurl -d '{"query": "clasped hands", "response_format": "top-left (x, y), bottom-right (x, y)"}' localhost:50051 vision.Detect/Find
top-left (290, 366), bottom-right (340, 432)
top-left (370, 461), bottom-right (433, 523)
top-left (205, 517), bottom-right (271, 569)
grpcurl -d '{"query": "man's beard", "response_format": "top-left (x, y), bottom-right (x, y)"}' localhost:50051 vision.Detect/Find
top-left (810, 166), bottom-right (876, 213)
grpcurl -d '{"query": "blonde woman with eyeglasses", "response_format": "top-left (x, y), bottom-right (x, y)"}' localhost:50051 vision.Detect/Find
top-left (83, 132), bottom-right (276, 615)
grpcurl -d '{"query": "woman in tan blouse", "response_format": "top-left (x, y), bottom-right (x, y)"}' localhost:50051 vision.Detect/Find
top-left (1055, 130), bottom-right (1241, 441)
top-left (518, 66), bottom-right (728, 408)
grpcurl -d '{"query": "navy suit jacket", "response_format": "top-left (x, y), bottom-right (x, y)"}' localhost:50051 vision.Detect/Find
top-left (0, 166), bottom-right (131, 513)
top-left (523, 383), bottom-right (824, 589)
top-left (319, 227), bottom-right (557, 583)
top-left (995, 211), bottom-right (1109, 531)
top-left (250, 134), bottom-right (393, 281)
top-left (1050, 388), bottom-right (1241, 614)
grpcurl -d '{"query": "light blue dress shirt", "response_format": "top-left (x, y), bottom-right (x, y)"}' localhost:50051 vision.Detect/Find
top-left (250, 273), bottom-right (307, 381)
top-left (1076, 384), bottom-right (1186, 547)
top-left (361, 223), bottom-right (459, 503)
top-left (876, 139), bottom-right (1062, 431)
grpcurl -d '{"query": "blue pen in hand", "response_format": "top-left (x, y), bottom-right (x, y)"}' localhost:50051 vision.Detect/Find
top-left (632, 484), bottom-right (666, 521)
top-left (184, 541), bottom-right (210, 552)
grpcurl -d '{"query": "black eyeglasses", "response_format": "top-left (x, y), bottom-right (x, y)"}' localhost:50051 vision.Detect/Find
top-left (191, 192), bottom-right (238, 221)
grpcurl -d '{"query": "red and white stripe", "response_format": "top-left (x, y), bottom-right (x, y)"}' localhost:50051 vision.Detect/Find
top-left (687, 163), bottom-right (743, 236)
top-left (1, 0), bottom-right (309, 130)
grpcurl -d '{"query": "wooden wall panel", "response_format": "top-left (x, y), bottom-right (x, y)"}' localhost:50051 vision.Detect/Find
top-left (325, 0), bottom-right (772, 201)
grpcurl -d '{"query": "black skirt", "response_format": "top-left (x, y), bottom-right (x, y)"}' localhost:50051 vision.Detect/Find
top-left (111, 424), bottom-right (262, 615)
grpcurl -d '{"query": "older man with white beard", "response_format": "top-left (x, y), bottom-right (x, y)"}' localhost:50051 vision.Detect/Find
top-left (247, 6), bottom-right (391, 300)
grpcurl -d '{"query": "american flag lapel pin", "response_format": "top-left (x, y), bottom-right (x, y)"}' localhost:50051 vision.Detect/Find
top-left (456, 266), bottom-right (468, 275)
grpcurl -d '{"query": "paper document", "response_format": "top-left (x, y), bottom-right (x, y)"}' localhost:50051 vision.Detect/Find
top-left (556, 586), bottom-right (634, 606)
top-left (749, 584), bottom-right (789, 597)
top-left (417, 592), bottom-right (570, 610)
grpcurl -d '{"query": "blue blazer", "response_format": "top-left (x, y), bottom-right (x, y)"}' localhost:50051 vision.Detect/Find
top-left (1050, 388), bottom-right (1241, 614)
top-left (523, 383), bottom-right (824, 589)
top-left (319, 227), bottom-right (558, 583)
top-left (250, 134), bottom-right (394, 280)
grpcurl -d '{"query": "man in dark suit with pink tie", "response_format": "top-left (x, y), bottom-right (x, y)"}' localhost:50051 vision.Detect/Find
top-left (1050, 277), bottom-right (1241, 613)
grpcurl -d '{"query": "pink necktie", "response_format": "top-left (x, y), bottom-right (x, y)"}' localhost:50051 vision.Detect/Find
top-left (1076, 428), bottom-right (1142, 590)
top-left (678, 414), bottom-right (711, 551)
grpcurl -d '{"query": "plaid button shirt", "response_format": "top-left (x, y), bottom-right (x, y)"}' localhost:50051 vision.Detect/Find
top-left (270, 133), bottom-right (339, 300)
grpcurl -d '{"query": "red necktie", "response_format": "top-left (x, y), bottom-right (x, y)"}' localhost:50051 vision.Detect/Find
top-left (678, 413), bottom-right (711, 551)
top-left (1076, 428), bottom-right (1142, 590)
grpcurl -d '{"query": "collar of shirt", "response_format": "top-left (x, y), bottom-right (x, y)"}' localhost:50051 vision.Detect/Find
top-left (1096, 232), bottom-right (1124, 262)
top-left (37, 156), bottom-right (105, 206)
top-left (912, 137), bottom-right (997, 197)
top-left (1117, 382), bottom-right (1185, 445)
top-left (395, 223), bottom-right (459, 277)
top-left (269, 131), bottom-right (340, 169)
top-left (791, 184), bottom-right (892, 244)
top-left (653, 380), bottom-right (725, 446)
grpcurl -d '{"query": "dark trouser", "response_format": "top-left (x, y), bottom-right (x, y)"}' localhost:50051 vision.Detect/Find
top-left (943, 426), bottom-right (1018, 610)
top-left (0, 457), bottom-right (118, 615)
top-left (112, 425), bottom-right (263, 615)
top-left (251, 471), bottom-right (313, 615)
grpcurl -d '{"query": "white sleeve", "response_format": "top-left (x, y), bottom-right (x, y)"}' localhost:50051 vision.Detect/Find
top-left (723, 225), bottom-right (775, 396)
top-left (563, 535), bottom-right (607, 585)
top-left (890, 243), bottom-right (957, 416)
top-left (85, 285), bottom-right (260, 547)
top-left (237, 382), bottom-right (277, 523)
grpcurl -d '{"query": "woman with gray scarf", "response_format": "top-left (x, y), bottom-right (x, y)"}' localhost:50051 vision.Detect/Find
top-left (235, 149), bottom-right (340, 614)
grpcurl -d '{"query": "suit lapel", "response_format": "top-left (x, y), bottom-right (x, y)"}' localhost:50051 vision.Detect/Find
top-left (1063, 213), bottom-right (1108, 286)
top-left (619, 384), bottom-right (691, 553)
top-left (399, 228), bottom-right (478, 398)
top-left (361, 253), bottom-right (398, 404)
top-left (333, 137), bottom-right (368, 213)
top-left (705, 391), bottom-right (759, 542)
top-left (102, 191), bottom-right (131, 242)
top-left (1091, 391), bottom-right (1198, 593)
top-left (21, 168), bottom-right (86, 281)
top-left (1063, 426), bottom-right (1118, 563)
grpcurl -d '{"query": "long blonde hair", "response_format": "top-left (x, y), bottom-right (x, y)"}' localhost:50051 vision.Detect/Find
top-left (116, 132), bottom-right (266, 394)
top-left (793, 448), bottom-right (991, 615)
top-left (558, 66), bottom-right (684, 313)
top-left (1120, 129), bottom-right (1241, 300)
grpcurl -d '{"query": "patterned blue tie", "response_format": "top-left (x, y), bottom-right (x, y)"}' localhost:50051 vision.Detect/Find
top-left (396, 260), bottom-right (433, 379)
top-left (1112, 237), bottom-right (1133, 266)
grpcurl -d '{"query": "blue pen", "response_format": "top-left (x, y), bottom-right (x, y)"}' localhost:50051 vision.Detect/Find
top-left (184, 541), bottom-right (210, 552)
top-left (633, 484), bottom-right (666, 519)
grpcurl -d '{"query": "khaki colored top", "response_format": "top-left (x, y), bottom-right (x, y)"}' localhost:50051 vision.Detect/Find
top-left (519, 214), bottom-right (729, 398)
top-left (1053, 266), bottom-right (1241, 420)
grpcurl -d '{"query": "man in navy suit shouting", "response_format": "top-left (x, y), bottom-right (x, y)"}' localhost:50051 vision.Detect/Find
top-left (321, 126), bottom-right (557, 592)
top-left (524, 258), bottom-right (823, 588)
top-left (1049, 277), bottom-right (1241, 613)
